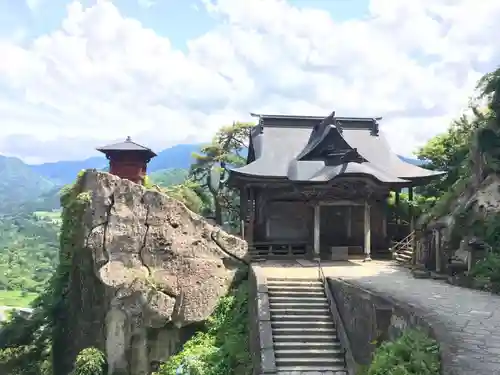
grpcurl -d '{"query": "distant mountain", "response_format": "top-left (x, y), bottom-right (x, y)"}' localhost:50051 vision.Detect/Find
top-left (0, 141), bottom-right (425, 216)
top-left (28, 143), bottom-right (201, 186)
top-left (0, 155), bottom-right (56, 215)
top-left (30, 156), bottom-right (107, 186)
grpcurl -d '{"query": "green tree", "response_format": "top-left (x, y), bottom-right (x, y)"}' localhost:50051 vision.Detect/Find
top-left (190, 122), bottom-right (253, 226)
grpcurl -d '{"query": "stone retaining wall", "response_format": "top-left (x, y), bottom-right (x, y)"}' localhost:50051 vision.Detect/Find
top-left (327, 277), bottom-right (454, 374)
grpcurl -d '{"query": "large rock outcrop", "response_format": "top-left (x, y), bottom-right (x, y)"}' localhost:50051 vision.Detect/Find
top-left (53, 170), bottom-right (248, 375)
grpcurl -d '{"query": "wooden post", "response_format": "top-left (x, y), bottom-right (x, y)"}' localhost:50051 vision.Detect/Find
top-left (247, 188), bottom-right (255, 245)
top-left (347, 206), bottom-right (352, 238)
top-left (395, 190), bottom-right (400, 225)
top-left (364, 201), bottom-right (371, 261)
top-left (408, 186), bottom-right (416, 265)
top-left (314, 204), bottom-right (321, 260)
top-left (382, 201), bottom-right (388, 239)
top-left (239, 187), bottom-right (247, 238)
top-left (435, 229), bottom-right (442, 273)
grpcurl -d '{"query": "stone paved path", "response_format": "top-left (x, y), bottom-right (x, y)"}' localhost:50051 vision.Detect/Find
top-left (256, 259), bottom-right (500, 375)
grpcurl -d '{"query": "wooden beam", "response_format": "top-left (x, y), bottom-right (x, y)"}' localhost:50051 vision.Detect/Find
top-left (319, 200), bottom-right (364, 206)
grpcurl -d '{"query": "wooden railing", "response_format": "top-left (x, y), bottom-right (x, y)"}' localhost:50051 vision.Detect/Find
top-left (391, 231), bottom-right (415, 264)
top-left (248, 241), bottom-right (308, 260)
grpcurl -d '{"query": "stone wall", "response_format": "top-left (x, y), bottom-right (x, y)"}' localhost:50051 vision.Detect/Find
top-left (248, 266), bottom-right (276, 375)
top-left (327, 278), bottom-right (455, 374)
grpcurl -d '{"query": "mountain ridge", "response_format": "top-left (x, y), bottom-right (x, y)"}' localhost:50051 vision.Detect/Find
top-left (0, 143), bottom-right (425, 215)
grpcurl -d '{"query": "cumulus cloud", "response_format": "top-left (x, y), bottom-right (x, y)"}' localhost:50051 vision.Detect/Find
top-left (0, 0), bottom-right (499, 163)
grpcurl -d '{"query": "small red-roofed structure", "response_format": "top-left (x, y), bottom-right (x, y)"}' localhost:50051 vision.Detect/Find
top-left (96, 136), bottom-right (157, 185)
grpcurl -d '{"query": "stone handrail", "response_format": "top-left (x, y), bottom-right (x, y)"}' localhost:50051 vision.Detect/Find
top-left (248, 265), bottom-right (276, 375)
top-left (317, 260), bottom-right (356, 375)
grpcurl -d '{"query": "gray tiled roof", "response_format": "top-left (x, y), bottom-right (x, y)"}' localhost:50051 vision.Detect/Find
top-left (96, 136), bottom-right (157, 158)
top-left (230, 113), bottom-right (444, 186)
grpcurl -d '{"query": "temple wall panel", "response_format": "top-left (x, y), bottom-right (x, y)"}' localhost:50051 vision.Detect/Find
top-left (259, 201), bottom-right (313, 243)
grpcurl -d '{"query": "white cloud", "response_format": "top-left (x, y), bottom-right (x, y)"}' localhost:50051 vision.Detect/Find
top-left (26, 0), bottom-right (43, 11)
top-left (0, 0), bottom-right (499, 163)
top-left (137, 0), bottom-right (156, 9)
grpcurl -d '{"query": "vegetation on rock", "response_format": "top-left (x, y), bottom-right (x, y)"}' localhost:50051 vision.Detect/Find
top-left (70, 347), bottom-right (106, 375)
top-left (415, 66), bottom-right (500, 292)
top-left (155, 281), bottom-right (252, 375)
top-left (364, 329), bottom-right (440, 375)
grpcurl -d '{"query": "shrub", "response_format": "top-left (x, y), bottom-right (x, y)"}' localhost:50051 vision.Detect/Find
top-left (366, 329), bottom-right (440, 375)
top-left (71, 347), bottom-right (106, 375)
top-left (156, 282), bottom-right (252, 375)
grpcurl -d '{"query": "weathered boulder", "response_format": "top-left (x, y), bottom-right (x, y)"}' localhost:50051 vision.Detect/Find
top-left (54, 170), bottom-right (248, 375)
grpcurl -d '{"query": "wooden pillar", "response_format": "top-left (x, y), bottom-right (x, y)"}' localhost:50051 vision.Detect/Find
top-left (382, 201), bottom-right (388, 239)
top-left (314, 204), bottom-right (321, 259)
top-left (435, 229), bottom-right (442, 273)
top-left (364, 201), bottom-right (371, 261)
top-left (395, 190), bottom-right (400, 224)
top-left (408, 186), bottom-right (416, 265)
top-left (239, 187), bottom-right (247, 238)
top-left (408, 186), bottom-right (414, 232)
top-left (247, 188), bottom-right (255, 245)
top-left (347, 206), bottom-right (352, 238)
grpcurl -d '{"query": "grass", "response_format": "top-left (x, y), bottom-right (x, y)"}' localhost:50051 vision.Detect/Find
top-left (0, 290), bottom-right (38, 308)
top-left (33, 210), bottom-right (62, 224)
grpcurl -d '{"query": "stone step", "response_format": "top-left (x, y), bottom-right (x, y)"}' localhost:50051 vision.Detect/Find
top-left (267, 284), bottom-right (324, 292)
top-left (268, 290), bottom-right (326, 298)
top-left (272, 320), bottom-right (335, 329)
top-left (274, 341), bottom-right (342, 351)
top-left (269, 296), bottom-right (327, 303)
top-left (271, 314), bottom-right (331, 322)
top-left (395, 255), bottom-right (412, 263)
top-left (277, 367), bottom-right (347, 374)
top-left (268, 278), bottom-right (321, 282)
top-left (270, 301), bottom-right (329, 309)
top-left (276, 357), bottom-right (345, 367)
top-left (275, 348), bottom-right (344, 358)
top-left (274, 341), bottom-right (342, 350)
top-left (272, 330), bottom-right (337, 341)
top-left (270, 308), bottom-right (330, 315)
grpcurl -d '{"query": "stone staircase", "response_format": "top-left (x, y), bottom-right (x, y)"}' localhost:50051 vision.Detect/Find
top-left (267, 277), bottom-right (347, 374)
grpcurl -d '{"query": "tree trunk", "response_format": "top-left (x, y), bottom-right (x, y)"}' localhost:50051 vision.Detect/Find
top-left (214, 197), bottom-right (223, 226)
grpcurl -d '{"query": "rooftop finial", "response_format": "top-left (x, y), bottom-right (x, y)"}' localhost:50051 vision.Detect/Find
top-left (126, 136), bottom-right (132, 142)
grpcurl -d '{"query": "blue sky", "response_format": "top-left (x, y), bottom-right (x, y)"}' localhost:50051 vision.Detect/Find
top-left (0, 0), bottom-right (497, 163)
top-left (0, 0), bottom-right (370, 49)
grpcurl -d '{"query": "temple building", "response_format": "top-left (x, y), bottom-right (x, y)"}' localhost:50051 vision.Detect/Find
top-left (227, 112), bottom-right (443, 261)
top-left (97, 136), bottom-right (157, 185)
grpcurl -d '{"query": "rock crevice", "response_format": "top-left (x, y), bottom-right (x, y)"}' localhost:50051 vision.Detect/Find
top-left (57, 170), bottom-right (248, 375)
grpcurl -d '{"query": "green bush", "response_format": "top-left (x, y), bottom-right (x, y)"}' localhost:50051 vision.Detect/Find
top-left (71, 347), bottom-right (106, 375)
top-left (156, 282), bottom-right (252, 375)
top-left (365, 329), bottom-right (440, 375)
top-left (470, 252), bottom-right (500, 293)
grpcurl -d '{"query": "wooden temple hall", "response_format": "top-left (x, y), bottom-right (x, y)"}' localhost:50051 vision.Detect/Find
top-left (228, 112), bottom-right (444, 261)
